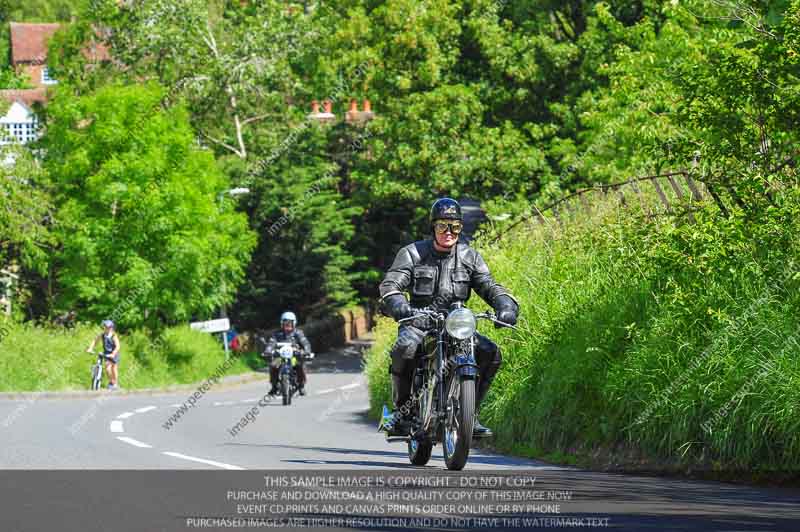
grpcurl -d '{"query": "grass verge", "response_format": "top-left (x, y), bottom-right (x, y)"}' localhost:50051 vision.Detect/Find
top-left (0, 322), bottom-right (262, 392)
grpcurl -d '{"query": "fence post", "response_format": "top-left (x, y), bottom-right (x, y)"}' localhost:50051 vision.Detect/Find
top-left (684, 173), bottom-right (704, 202)
top-left (650, 178), bottom-right (672, 213)
top-left (629, 180), bottom-right (652, 216)
top-left (667, 174), bottom-right (695, 222)
top-left (704, 182), bottom-right (730, 217)
top-left (578, 192), bottom-right (591, 213)
top-left (615, 185), bottom-right (628, 208)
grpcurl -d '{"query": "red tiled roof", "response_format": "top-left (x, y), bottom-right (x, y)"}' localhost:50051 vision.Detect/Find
top-left (10, 22), bottom-right (61, 65)
top-left (0, 89), bottom-right (48, 107)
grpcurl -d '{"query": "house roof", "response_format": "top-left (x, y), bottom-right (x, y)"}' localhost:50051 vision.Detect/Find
top-left (10, 22), bottom-right (61, 65)
top-left (0, 89), bottom-right (48, 108)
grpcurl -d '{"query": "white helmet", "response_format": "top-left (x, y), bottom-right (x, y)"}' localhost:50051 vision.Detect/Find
top-left (280, 311), bottom-right (297, 326)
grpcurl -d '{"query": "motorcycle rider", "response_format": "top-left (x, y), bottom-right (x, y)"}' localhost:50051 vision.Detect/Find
top-left (264, 311), bottom-right (313, 396)
top-left (379, 198), bottom-right (519, 437)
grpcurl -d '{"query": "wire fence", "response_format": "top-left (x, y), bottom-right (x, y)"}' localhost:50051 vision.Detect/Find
top-left (489, 167), bottom-right (758, 243)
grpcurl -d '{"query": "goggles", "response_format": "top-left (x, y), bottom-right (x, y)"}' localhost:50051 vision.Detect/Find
top-left (433, 220), bottom-right (463, 235)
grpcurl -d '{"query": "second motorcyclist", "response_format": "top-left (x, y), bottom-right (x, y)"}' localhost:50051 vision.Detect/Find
top-left (264, 311), bottom-right (313, 396)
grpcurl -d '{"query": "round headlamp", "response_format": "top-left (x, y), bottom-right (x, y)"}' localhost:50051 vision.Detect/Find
top-left (445, 308), bottom-right (477, 340)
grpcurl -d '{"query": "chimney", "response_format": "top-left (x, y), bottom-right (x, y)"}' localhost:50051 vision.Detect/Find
top-left (361, 98), bottom-right (374, 121)
top-left (309, 98), bottom-right (335, 124)
top-left (346, 98), bottom-right (359, 123)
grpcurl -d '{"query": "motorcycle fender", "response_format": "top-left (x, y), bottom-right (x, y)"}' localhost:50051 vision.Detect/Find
top-left (454, 353), bottom-right (478, 378)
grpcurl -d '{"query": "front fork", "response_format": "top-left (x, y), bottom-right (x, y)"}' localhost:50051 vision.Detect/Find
top-left (442, 337), bottom-right (479, 418)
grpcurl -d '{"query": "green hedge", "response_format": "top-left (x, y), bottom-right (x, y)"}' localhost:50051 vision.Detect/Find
top-left (365, 192), bottom-right (800, 471)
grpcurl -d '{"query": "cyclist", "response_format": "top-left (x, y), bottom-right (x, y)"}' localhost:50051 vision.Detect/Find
top-left (86, 320), bottom-right (121, 390)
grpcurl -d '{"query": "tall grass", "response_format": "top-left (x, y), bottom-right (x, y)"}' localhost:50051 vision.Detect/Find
top-left (0, 322), bottom-right (261, 392)
top-left (364, 190), bottom-right (800, 470)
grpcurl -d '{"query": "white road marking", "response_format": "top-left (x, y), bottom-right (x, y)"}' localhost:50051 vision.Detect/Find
top-left (240, 399), bottom-right (258, 404)
top-left (162, 452), bottom-right (245, 470)
top-left (116, 412), bottom-right (135, 419)
top-left (315, 382), bottom-right (361, 396)
top-left (170, 403), bottom-right (182, 408)
top-left (116, 436), bottom-right (153, 448)
top-left (109, 420), bottom-right (124, 433)
top-left (213, 401), bottom-right (236, 406)
top-left (135, 406), bottom-right (157, 413)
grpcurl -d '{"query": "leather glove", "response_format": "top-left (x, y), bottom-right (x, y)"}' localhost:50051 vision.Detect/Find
top-left (382, 294), bottom-right (413, 321)
top-left (493, 295), bottom-right (519, 328)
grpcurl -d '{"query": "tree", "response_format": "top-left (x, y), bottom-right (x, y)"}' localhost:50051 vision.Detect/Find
top-left (41, 83), bottom-right (256, 328)
top-left (51, 0), bottom-right (323, 161)
top-left (0, 145), bottom-right (54, 273)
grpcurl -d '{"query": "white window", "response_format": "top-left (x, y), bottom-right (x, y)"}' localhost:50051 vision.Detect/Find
top-left (2, 121), bottom-right (38, 145)
top-left (41, 67), bottom-right (58, 85)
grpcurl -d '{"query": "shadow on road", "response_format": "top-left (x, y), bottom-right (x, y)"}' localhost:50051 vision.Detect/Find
top-left (221, 442), bottom-right (538, 468)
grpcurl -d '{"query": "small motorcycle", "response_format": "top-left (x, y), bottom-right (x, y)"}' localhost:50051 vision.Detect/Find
top-left (380, 303), bottom-right (515, 470)
top-left (264, 340), bottom-right (314, 406)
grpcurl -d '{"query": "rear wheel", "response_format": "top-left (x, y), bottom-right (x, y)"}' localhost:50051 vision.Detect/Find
top-left (408, 439), bottom-right (434, 466)
top-left (281, 373), bottom-right (291, 406)
top-left (443, 377), bottom-right (475, 471)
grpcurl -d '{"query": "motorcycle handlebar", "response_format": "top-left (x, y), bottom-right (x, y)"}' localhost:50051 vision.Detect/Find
top-left (398, 309), bottom-right (519, 330)
top-left (265, 348), bottom-right (313, 358)
top-left (398, 308), bottom-right (444, 324)
top-left (475, 311), bottom-right (519, 330)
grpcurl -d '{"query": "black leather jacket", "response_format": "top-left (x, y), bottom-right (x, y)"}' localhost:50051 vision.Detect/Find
top-left (379, 239), bottom-right (518, 314)
top-left (264, 329), bottom-right (312, 355)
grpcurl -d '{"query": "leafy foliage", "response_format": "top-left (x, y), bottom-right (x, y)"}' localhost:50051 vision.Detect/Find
top-left (0, 147), bottom-right (54, 273)
top-left (40, 83), bottom-right (256, 328)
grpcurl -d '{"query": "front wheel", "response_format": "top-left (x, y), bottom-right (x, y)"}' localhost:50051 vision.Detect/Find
top-left (408, 439), bottom-right (434, 466)
top-left (91, 364), bottom-right (101, 390)
top-left (443, 378), bottom-right (475, 471)
top-left (281, 373), bottom-right (291, 406)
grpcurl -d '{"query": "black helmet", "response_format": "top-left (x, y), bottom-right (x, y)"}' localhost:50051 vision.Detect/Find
top-left (429, 198), bottom-right (462, 224)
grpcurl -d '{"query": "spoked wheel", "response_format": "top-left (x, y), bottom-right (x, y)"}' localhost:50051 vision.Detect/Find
top-left (408, 438), bottom-right (434, 466)
top-left (442, 377), bottom-right (475, 471)
top-left (281, 373), bottom-right (291, 406)
top-left (91, 364), bottom-right (102, 390)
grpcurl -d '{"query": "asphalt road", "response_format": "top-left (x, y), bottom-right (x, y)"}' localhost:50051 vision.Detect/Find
top-left (1, 345), bottom-right (800, 531)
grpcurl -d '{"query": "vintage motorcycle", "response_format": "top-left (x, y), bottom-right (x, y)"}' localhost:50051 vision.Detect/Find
top-left (258, 337), bottom-right (314, 406)
top-left (380, 303), bottom-right (515, 470)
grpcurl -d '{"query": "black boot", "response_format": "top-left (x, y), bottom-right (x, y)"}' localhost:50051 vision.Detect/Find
top-left (384, 373), bottom-right (413, 436)
top-left (473, 413), bottom-right (493, 438)
top-left (473, 376), bottom-right (494, 438)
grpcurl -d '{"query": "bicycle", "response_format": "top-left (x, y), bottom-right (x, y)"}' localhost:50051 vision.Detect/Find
top-left (88, 351), bottom-right (114, 390)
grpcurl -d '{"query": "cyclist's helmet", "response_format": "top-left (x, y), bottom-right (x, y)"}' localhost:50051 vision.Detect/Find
top-left (102, 319), bottom-right (114, 329)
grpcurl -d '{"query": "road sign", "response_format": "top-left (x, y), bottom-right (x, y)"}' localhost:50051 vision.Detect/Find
top-left (190, 318), bottom-right (230, 334)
